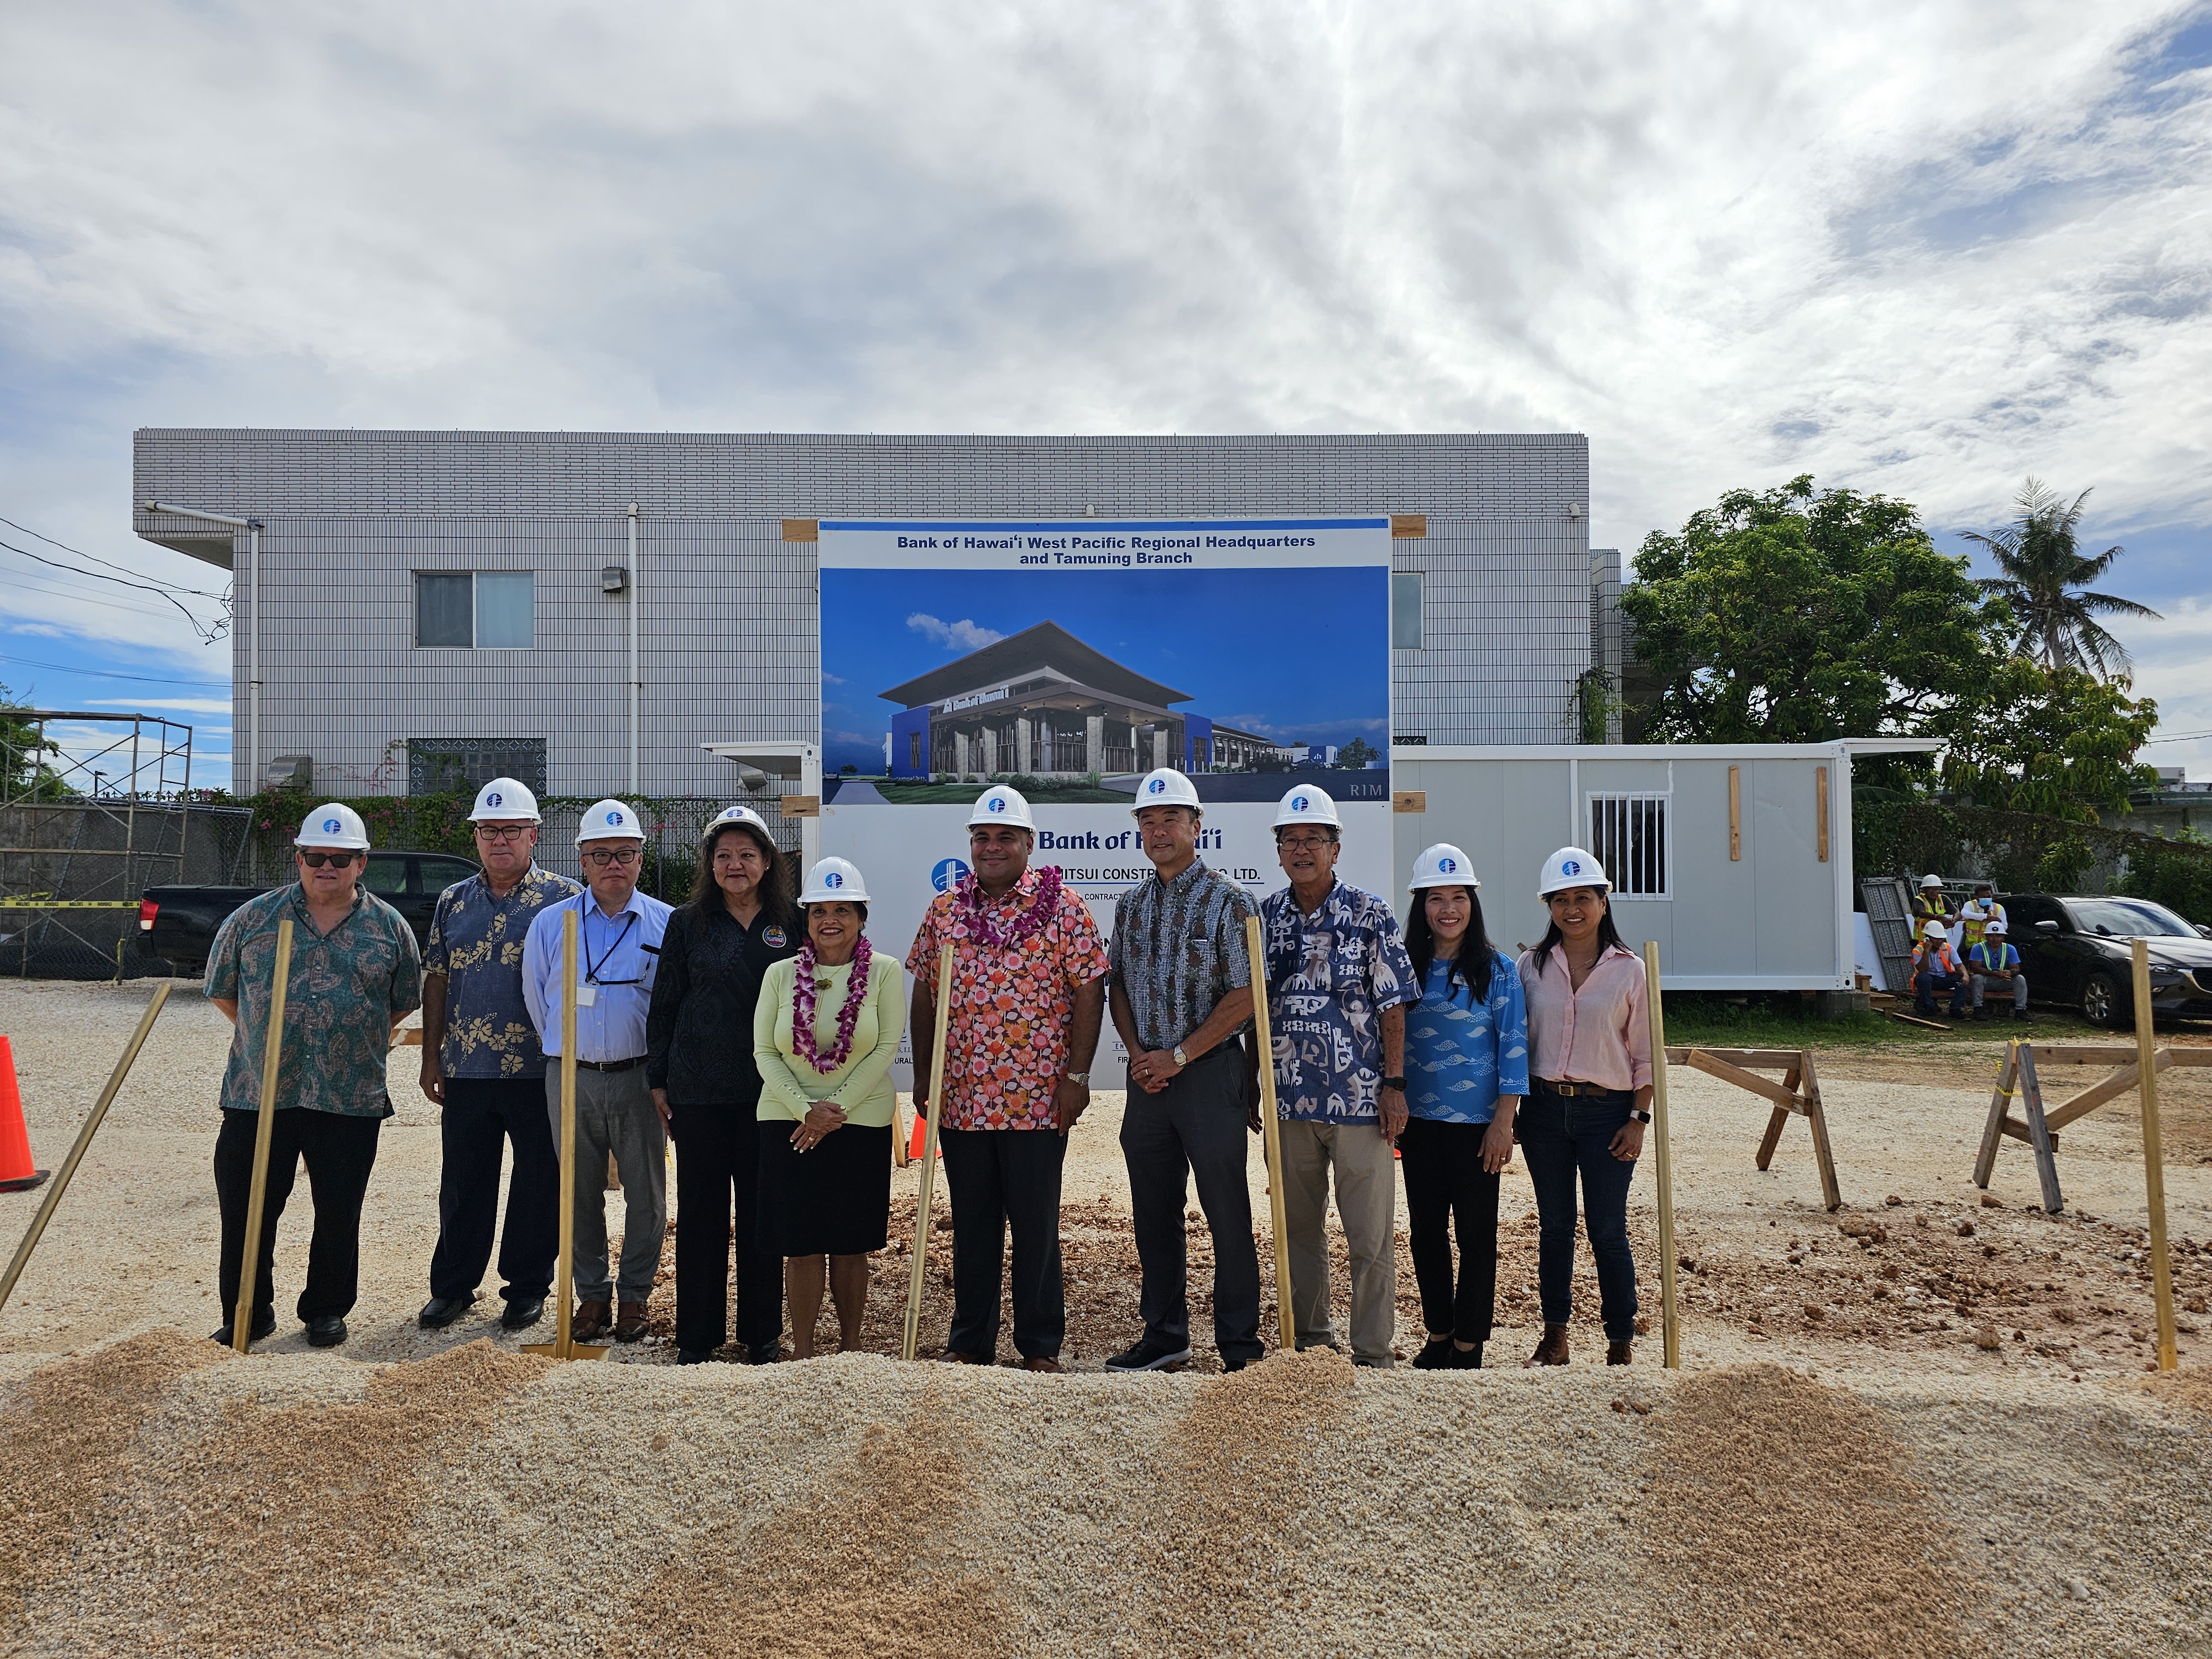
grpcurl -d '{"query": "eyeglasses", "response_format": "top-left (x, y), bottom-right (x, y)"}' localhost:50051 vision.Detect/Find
top-left (582, 847), bottom-right (641, 867)
top-left (1278, 834), bottom-right (1335, 852)
top-left (474, 825), bottom-right (531, 843)
top-left (299, 850), bottom-right (362, 869)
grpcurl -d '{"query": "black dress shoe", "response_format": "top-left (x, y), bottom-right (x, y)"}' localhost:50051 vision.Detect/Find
top-left (500, 1296), bottom-right (546, 1331)
top-left (676, 1348), bottom-right (714, 1365)
top-left (418, 1293), bottom-right (477, 1329)
top-left (305, 1315), bottom-right (348, 1348)
top-left (745, 1340), bottom-right (781, 1365)
top-left (210, 1310), bottom-right (276, 1345)
top-left (1104, 1337), bottom-right (1192, 1372)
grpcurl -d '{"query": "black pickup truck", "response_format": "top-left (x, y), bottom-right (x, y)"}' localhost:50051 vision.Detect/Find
top-left (138, 849), bottom-right (484, 977)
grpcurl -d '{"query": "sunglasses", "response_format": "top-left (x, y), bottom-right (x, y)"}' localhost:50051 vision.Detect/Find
top-left (582, 847), bottom-right (641, 867)
top-left (299, 850), bottom-right (362, 869)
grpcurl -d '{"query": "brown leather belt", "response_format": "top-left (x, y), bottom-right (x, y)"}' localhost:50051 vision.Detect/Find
top-left (1534, 1078), bottom-right (1619, 1097)
top-left (570, 1056), bottom-right (645, 1073)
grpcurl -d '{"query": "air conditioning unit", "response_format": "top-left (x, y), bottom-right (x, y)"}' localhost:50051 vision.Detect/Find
top-left (265, 754), bottom-right (314, 789)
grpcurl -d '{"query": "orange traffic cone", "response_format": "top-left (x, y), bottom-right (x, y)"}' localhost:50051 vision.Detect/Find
top-left (0, 1036), bottom-right (50, 1193)
top-left (908, 1110), bottom-right (928, 1163)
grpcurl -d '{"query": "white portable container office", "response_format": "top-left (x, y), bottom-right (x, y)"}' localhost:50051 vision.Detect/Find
top-left (1389, 742), bottom-right (1940, 992)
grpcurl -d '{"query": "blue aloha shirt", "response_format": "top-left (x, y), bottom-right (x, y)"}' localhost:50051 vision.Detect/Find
top-left (1259, 880), bottom-right (1417, 1121)
top-left (1405, 953), bottom-right (1530, 1125)
top-left (204, 883), bottom-right (423, 1117)
top-left (422, 863), bottom-right (582, 1078)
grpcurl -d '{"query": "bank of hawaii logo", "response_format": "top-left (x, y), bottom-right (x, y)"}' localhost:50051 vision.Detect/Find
top-left (823, 870), bottom-right (844, 888)
top-left (1438, 855), bottom-right (1457, 873)
top-left (1291, 795), bottom-right (1309, 811)
top-left (987, 794), bottom-right (1008, 812)
top-left (604, 809), bottom-right (622, 826)
top-left (1146, 776), bottom-right (1166, 795)
top-left (932, 857), bottom-right (971, 893)
top-left (322, 818), bottom-right (340, 833)
top-left (487, 791), bottom-right (502, 807)
top-left (1562, 858), bottom-right (1581, 875)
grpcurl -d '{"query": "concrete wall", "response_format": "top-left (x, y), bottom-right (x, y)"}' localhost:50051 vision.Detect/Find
top-left (132, 430), bottom-right (1591, 796)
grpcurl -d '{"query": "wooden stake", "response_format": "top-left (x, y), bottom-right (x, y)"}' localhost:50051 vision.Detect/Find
top-left (233, 919), bottom-right (293, 1354)
top-left (526, 909), bottom-right (606, 1360)
top-left (1798, 1048), bottom-right (1841, 1213)
top-left (1973, 1042), bottom-right (2018, 1190)
top-left (0, 985), bottom-right (171, 1322)
top-left (1245, 915), bottom-right (1295, 1354)
top-left (902, 942), bottom-right (955, 1362)
top-left (2015, 1043), bottom-right (2063, 1215)
top-left (2131, 940), bottom-right (2179, 1371)
top-left (1642, 942), bottom-right (1679, 1370)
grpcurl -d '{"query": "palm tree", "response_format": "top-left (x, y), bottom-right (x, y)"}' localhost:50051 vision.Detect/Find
top-left (1963, 477), bottom-right (2161, 677)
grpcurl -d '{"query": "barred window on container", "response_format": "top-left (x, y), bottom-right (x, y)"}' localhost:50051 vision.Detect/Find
top-left (1588, 793), bottom-right (1668, 898)
top-left (414, 572), bottom-right (534, 649)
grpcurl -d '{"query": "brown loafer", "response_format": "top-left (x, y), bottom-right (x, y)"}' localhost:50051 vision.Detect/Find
top-left (1606, 1339), bottom-right (1633, 1366)
top-left (613, 1301), bottom-right (650, 1343)
top-left (1021, 1355), bottom-right (1064, 1374)
top-left (938, 1349), bottom-right (988, 1364)
top-left (571, 1300), bottom-right (612, 1343)
top-left (1525, 1323), bottom-right (1569, 1368)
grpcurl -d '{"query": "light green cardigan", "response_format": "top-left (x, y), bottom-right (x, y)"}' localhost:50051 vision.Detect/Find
top-left (753, 954), bottom-right (907, 1128)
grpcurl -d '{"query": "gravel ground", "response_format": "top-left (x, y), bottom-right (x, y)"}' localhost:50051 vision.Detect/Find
top-left (1, 979), bottom-right (2209, 1656)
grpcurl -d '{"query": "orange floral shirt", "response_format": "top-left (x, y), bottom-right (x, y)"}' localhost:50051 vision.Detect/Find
top-left (905, 868), bottom-right (1109, 1130)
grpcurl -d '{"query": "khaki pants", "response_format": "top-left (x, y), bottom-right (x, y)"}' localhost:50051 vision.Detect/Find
top-left (1278, 1118), bottom-right (1398, 1366)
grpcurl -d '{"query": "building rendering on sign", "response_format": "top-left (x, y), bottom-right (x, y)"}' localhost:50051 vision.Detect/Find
top-left (130, 429), bottom-right (1614, 799)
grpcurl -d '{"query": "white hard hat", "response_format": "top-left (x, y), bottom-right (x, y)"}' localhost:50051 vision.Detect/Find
top-left (1272, 785), bottom-right (1340, 830)
top-left (1920, 873), bottom-right (1944, 889)
top-left (799, 857), bottom-right (870, 905)
top-left (968, 783), bottom-right (1035, 831)
top-left (295, 802), bottom-right (369, 851)
top-left (575, 799), bottom-right (647, 844)
top-left (703, 803), bottom-right (771, 843)
top-left (1410, 842), bottom-right (1480, 891)
top-left (1984, 917), bottom-right (2007, 935)
top-left (1922, 920), bottom-right (1948, 940)
top-left (1131, 768), bottom-right (1201, 816)
top-left (1537, 846), bottom-right (1609, 898)
top-left (467, 778), bottom-right (540, 823)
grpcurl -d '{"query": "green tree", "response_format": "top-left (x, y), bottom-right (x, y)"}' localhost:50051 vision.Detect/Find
top-left (1622, 476), bottom-right (1998, 742)
top-left (1961, 477), bottom-right (2160, 678)
top-left (1, 685), bottom-right (64, 802)
top-left (1937, 661), bottom-right (2158, 822)
top-left (1335, 737), bottom-right (1379, 769)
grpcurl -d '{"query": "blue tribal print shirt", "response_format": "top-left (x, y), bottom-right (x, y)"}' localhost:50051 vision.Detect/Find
top-left (1405, 953), bottom-right (1529, 1125)
top-left (1259, 880), bottom-right (1417, 1122)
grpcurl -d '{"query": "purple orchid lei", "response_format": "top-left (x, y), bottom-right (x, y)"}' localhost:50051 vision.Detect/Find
top-left (957, 865), bottom-right (1063, 950)
top-left (792, 933), bottom-right (874, 1074)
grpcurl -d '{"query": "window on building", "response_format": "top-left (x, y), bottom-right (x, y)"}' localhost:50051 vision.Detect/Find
top-left (407, 738), bottom-right (548, 796)
top-left (1588, 793), bottom-right (1669, 898)
top-left (414, 572), bottom-right (534, 649)
top-left (1391, 571), bottom-right (1424, 650)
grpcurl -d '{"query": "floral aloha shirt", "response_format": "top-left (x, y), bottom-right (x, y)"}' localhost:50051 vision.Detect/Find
top-left (422, 863), bottom-right (582, 1078)
top-left (905, 867), bottom-right (1110, 1130)
top-left (205, 883), bottom-right (423, 1117)
top-left (1259, 879), bottom-right (1417, 1123)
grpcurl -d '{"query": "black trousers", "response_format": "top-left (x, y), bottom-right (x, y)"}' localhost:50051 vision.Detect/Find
top-left (214, 1107), bottom-right (382, 1325)
top-left (940, 1127), bottom-right (1067, 1360)
top-left (1398, 1115), bottom-right (1501, 1344)
top-left (671, 1102), bottom-right (783, 1352)
top-left (1118, 1045), bottom-right (1263, 1364)
top-left (428, 1076), bottom-right (559, 1304)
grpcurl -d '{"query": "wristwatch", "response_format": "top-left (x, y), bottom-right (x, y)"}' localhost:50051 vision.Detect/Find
top-left (1381, 1076), bottom-right (1407, 1092)
top-left (1171, 1045), bottom-right (1188, 1068)
top-left (1066, 1071), bottom-right (1090, 1086)
top-left (1629, 1108), bottom-right (1653, 1124)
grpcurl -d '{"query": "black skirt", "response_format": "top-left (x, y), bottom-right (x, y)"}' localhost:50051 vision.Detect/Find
top-left (756, 1118), bottom-right (893, 1257)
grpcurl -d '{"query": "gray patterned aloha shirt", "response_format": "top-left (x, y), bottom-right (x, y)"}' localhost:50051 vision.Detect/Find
top-left (205, 883), bottom-right (424, 1117)
top-left (1259, 879), bottom-right (1416, 1122)
top-left (1107, 857), bottom-right (1256, 1052)
top-left (422, 863), bottom-right (581, 1078)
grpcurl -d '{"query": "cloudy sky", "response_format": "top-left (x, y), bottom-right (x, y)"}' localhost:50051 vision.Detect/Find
top-left (3, 1), bottom-right (2209, 785)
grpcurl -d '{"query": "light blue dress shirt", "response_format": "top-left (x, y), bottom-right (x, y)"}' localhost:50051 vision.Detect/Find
top-left (1404, 952), bottom-right (1529, 1125)
top-left (522, 888), bottom-right (672, 1062)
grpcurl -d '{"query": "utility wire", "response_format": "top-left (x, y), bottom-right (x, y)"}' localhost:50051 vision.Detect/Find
top-left (1, 538), bottom-right (231, 643)
top-left (0, 513), bottom-right (231, 599)
top-left (0, 651), bottom-right (228, 688)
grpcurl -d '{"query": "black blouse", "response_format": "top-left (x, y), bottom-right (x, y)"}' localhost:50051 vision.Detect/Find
top-left (645, 900), bottom-right (800, 1107)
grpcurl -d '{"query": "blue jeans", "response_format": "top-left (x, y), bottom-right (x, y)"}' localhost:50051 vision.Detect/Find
top-left (1917, 971), bottom-right (1968, 1016)
top-left (1517, 1087), bottom-right (1639, 1343)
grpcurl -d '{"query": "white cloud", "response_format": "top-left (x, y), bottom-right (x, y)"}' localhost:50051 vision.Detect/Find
top-left (906, 613), bottom-right (1005, 652)
top-left (80, 696), bottom-right (232, 714)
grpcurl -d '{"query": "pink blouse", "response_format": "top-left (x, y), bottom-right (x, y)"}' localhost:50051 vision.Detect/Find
top-left (1515, 941), bottom-right (1653, 1093)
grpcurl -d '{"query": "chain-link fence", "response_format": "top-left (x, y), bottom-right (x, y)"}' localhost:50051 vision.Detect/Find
top-left (1, 801), bottom-right (252, 979)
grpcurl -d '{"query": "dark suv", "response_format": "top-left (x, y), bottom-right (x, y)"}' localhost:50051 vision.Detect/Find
top-left (139, 849), bottom-right (484, 977)
top-left (2002, 893), bottom-right (2212, 1026)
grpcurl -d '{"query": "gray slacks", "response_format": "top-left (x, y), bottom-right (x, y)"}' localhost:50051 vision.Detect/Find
top-left (544, 1063), bottom-right (666, 1304)
top-left (1278, 1117), bottom-right (1399, 1366)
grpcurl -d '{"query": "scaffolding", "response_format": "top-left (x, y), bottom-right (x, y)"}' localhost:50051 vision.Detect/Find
top-left (1, 710), bottom-right (199, 978)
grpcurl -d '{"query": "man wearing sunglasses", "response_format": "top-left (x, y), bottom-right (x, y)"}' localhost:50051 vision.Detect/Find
top-left (521, 799), bottom-right (672, 1344)
top-left (205, 802), bottom-right (423, 1348)
top-left (417, 778), bottom-right (582, 1335)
